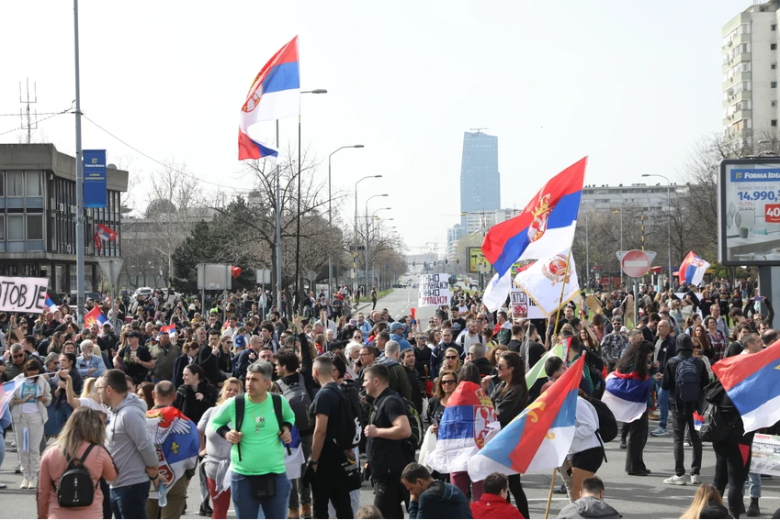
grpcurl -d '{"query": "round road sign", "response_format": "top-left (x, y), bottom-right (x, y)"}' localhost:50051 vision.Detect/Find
top-left (620, 250), bottom-right (651, 278)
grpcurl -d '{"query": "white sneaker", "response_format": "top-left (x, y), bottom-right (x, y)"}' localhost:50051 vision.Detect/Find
top-left (664, 475), bottom-right (688, 486)
top-left (19, 478), bottom-right (29, 489)
top-left (691, 474), bottom-right (701, 485)
top-left (29, 477), bottom-right (37, 489)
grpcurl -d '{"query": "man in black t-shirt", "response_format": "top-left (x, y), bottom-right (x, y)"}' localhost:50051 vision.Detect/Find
top-left (113, 330), bottom-right (153, 385)
top-left (363, 363), bottom-right (412, 520)
top-left (308, 356), bottom-right (354, 519)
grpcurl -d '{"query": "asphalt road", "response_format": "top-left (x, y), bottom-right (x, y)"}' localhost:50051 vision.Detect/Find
top-left (3, 289), bottom-right (780, 518)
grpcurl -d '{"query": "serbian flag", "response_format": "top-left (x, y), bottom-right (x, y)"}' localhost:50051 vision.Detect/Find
top-left (146, 406), bottom-right (199, 499)
top-left (693, 411), bottom-right (705, 431)
top-left (712, 339), bottom-right (780, 432)
top-left (238, 36), bottom-right (300, 161)
top-left (44, 293), bottom-right (57, 313)
top-left (157, 324), bottom-right (176, 340)
top-left (426, 381), bottom-right (500, 474)
top-left (679, 251), bottom-right (710, 286)
top-left (601, 371), bottom-right (652, 422)
top-left (84, 306), bottom-right (107, 328)
top-left (469, 356), bottom-right (585, 480)
top-left (96, 224), bottom-right (118, 242)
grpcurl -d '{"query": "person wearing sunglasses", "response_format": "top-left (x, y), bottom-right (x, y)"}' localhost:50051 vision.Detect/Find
top-left (426, 369), bottom-right (457, 436)
top-left (3, 343), bottom-right (30, 380)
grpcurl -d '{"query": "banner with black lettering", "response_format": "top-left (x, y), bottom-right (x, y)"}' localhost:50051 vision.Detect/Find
top-left (418, 273), bottom-right (450, 307)
top-left (0, 277), bottom-right (49, 313)
top-left (510, 288), bottom-right (547, 320)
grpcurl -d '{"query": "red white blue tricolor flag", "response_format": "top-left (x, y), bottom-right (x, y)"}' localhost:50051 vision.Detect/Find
top-left (481, 158), bottom-right (587, 311)
top-left (426, 381), bottom-right (500, 474)
top-left (238, 36), bottom-right (299, 161)
top-left (713, 339), bottom-right (780, 432)
top-left (468, 356), bottom-right (585, 480)
top-left (678, 251), bottom-right (710, 286)
top-left (601, 371), bottom-right (652, 422)
top-left (84, 306), bottom-right (107, 328)
top-left (157, 324), bottom-right (176, 340)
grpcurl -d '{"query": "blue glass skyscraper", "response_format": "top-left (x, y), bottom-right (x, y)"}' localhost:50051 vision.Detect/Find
top-left (460, 131), bottom-right (499, 227)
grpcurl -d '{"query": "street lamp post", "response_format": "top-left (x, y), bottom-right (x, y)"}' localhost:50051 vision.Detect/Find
top-left (585, 211), bottom-right (589, 288)
top-left (642, 174), bottom-right (672, 289)
top-left (294, 89), bottom-right (327, 309)
top-left (354, 176), bottom-right (382, 293)
top-left (365, 195), bottom-right (389, 290)
top-left (370, 211), bottom-right (392, 289)
top-left (328, 144), bottom-right (364, 297)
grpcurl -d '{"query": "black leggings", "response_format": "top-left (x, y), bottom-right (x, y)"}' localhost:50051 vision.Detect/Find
top-left (713, 432), bottom-right (754, 517)
top-left (508, 474), bottom-right (529, 519)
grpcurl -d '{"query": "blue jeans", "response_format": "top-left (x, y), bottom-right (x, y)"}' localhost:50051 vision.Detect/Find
top-left (744, 472), bottom-right (761, 499)
top-left (656, 379), bottom-right (669, 429)
top-left (110, 481), bottom-right (150, 519)
top-left (231, 472), bottom-right (291, 519)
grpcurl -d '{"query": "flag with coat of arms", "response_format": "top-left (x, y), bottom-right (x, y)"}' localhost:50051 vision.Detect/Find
top-left (513, 248), bottom-right (580, 316)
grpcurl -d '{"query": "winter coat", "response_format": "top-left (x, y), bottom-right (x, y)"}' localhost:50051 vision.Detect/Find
top-left (557, 496), bottom-right (621, 519)
top-left (173, 381), bottom-right (217, 424)
top-left (471, 492), bottom-right (524, 519)
top-left (409, 481), bottom-right (472, 519)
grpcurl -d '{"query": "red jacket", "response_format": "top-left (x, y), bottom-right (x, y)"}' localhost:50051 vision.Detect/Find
top-left (470, 493), bottom-right (524, 519)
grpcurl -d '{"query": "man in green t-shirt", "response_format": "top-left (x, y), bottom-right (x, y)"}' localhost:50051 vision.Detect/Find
top-left (212, 361), bottom-right (295, 519)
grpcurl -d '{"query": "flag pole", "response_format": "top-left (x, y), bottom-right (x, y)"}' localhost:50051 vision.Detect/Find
top-left (544, 467), bottom-right (558, 519)
top-left (550, 248), bottom-right (574, 341)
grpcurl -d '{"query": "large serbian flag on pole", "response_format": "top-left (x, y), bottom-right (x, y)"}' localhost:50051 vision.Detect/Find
top-left (712, 339), bottom-right (780, 432)
top-left (238, 36), bottom-right (299, 161)
top-left (678, 251), bottom-right (710, 286)
top-left (481, 158), bottom-right (587, 311)
top-left (426, 381), bottom-right (500, 474)
top-left (601, 371), bottom-right (652, 422)
top-left (469, 356), bottom-right (585, 480)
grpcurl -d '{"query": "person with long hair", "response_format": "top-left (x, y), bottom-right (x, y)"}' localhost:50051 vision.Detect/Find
top-left (198, 377), bottom-right (243, 519)
top-left (441, 347), bottom-right (462, 375)
top-left (427, 369), bottom-right (457, 433)
top-left (483, 352), bottom-right (529, 518)
top-left (136, 381), bottom-right (155, 410)
top-left (10, 358), bottom-right (51, 489)
top-left (691, 324), bottom-right (713, 360)
top-left (37, 408), bottom-right (117, 519)
top-left (486, 344), bottom-right (508, 368)
top-left (614, 340), bottom-right (654, 476)
top-left (680, 483), bottom-right (730, 519)
top-left (704, 316), bottom-right (727, 363)
top-left (173, 363), bottom-right (217, 424)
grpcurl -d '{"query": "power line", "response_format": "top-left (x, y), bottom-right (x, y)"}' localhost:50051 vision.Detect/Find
top-left (81, 114), bottom-right (259, 192)
top-left (0, 107), bottom-right (72, 138)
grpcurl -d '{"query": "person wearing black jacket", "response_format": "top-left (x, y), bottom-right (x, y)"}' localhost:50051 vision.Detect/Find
top-left (661, 334), bottom-right (709, 486)
top-left (465, 344), bottom-right (493, 378)
top-left (172, 341), bottom-right (200, 390)
top-left (482, 351), bottom-right (529, 519)
top-left (196, 329), bottom-right (224, 388)
top-left (413, 333), bottom-right (433, 385)
top-left (401, 349), bottom-right (424, 414)
top-left (173, 363), bottom-right (217, 424)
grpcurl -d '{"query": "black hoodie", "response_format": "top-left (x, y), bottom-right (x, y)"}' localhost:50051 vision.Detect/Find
top-left (661, 334), bottom-right (709, 408)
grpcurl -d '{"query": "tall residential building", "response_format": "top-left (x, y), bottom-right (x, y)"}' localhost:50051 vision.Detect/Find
top-left (722, 1), bottom-right (780, 146)
top-left (460, 130), bottom-right (499, 227)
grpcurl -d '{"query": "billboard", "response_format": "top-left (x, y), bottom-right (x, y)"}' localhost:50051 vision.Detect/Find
top-left (468, 247), bottom-right (490, 273)
top-left (720, 159), bottom-right (780, 265)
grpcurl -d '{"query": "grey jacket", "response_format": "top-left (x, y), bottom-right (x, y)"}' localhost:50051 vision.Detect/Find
top-left (106, 393), bottom-right (157, 488)
top-left (558, 496), bottom-right (621, 519)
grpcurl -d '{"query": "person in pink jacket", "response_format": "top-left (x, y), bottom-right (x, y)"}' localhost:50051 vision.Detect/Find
top-left (471, 473), bottom-right (524, 519)
top-left (37, 407), bottom-right (117, 519)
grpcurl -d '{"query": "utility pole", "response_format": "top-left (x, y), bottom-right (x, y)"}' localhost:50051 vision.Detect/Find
top-left (73, 0), bottom-right (86, 323)
top-left (19, 79), bottom-right (37, 144)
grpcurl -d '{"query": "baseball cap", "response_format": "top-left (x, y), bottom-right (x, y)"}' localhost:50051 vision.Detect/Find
top-left (234, 335), bottom-right (247, 350)
top-left (390, 322), bottom-right (405, 332)
top-left (126, 331), bottom-right (142, 339)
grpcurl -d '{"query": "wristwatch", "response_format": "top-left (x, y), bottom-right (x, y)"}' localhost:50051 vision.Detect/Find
top-left (309, 460), bottom-right (318, 466)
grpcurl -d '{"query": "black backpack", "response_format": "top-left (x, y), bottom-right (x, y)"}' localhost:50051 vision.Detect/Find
top-left (324, 385), bottom-right (363, 450)
top-left (698, 401), bottom-right (731, 443)
top-left (588, 397), bottom-right (618, 443)
top-left (234, 393), bottom-right (291, 461)
top-left (55, 443), bottom-right (98, 508)
top-left (675, 357), bottom-right (701, 403)
top-left (277, 374), bottom-right (314, 432)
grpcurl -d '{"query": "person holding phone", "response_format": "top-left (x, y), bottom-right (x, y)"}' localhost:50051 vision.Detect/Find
top-left (113, 331), bottom-right (153, 386)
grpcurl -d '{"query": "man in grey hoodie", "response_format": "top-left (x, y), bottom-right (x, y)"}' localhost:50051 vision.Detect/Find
top-left (98, 369), bottom-right (159, 519)
top-left (557, 476), bottom-right (621, 519)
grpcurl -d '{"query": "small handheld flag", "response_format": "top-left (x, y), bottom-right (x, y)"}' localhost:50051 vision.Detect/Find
top-left (84, 306), bottom-right (107, 328)
top-left (678, 251), bottom-right (710, 286)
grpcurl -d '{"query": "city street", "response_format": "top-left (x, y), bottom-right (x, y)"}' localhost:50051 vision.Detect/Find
top-left (2, 289), bottom-right (778, 518)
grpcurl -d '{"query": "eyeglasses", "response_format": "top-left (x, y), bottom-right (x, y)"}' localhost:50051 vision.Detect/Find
top-left (12, 353), bottom-right (24, 359)
top-left (445, 355), bottom-right (457, 360)
top-left (441, 380), bottom-right (456, 385)
top-left (497, 364), bottom-right (507, 370)
top-left (359, 353), bottom-right (372, 357)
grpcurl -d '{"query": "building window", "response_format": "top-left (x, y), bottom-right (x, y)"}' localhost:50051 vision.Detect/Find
top-left (773, 43), bottom-right (778, 50)
top-left (25, 172), bottom-right (41, 197)
top-left (7, 215), bottom-right (23, 240)
top-left (26, 215), bottom-right (42, 240)
top-left (0, 216), bottom-right (5, 240)
top-left (773, 82), bottom-right (778, 88)
top-left (7, 172), bottom-right (23, 197)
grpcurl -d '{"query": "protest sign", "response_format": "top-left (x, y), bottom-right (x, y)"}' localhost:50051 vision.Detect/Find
top-left (0, 276), bottom-right (49, 313)
top-left (418, 273), bottom-right (450, 307)
top-left (510, 288), bottom-right (546, 320)
top-left (751, 434), bottom-right (780, 477)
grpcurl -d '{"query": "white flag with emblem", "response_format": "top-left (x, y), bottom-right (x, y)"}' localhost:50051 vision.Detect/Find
top-left (514, 249), bottom-right (580, 316)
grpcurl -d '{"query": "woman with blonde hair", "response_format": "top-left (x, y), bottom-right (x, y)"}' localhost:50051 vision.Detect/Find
top-left (426, 369), bottom-right (458, 434)
top-left (440, 347), bottom-right (462, 374)
top-left (37, 407), bottom-right (117, 519)
top-left (198, 377), bottom-right (244, 519)
top-left (680, 483), bottom-right (729, 519)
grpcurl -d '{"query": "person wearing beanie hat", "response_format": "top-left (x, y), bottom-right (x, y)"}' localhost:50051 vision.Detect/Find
top-left (661, 333), bottom-right (709, 487)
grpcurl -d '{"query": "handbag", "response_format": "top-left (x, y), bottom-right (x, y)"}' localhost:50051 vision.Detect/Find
top-left (341, 450), bottom-right (362, 491)
top-left (248, 473), bottom-right (277, 498)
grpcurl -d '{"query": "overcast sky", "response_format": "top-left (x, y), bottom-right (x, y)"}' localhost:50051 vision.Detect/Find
top-left (0, 1), bottom-right (745, 255)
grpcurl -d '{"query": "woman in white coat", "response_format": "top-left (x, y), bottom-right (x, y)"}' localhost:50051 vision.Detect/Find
top-left (10, 358), bottom-right (51, 489)
top-left (568, 392), bottom-right (605, 500)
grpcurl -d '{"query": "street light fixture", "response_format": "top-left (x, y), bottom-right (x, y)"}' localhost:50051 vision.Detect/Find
top-left (642, 173), bottom-right (672, 288)
top-left (365, 195), bottom-right (389, 290)
top-left (327, 144), bottom-right (364, 295)
top-left (354, 176), bottom-right (382, 292)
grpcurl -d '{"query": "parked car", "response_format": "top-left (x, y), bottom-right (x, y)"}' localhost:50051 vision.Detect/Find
top-left (132, 286), bottom-right (154, 298)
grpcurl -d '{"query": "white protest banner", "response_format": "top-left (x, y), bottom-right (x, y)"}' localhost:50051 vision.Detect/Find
top-left (418, 273), bottom-right (450, 307)
top-left (751, 434), bottom-right (780, 477)
top-left (0, 276), bottom-right (49, 313)
top-left (510, 288), bottom-right (546, 320)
